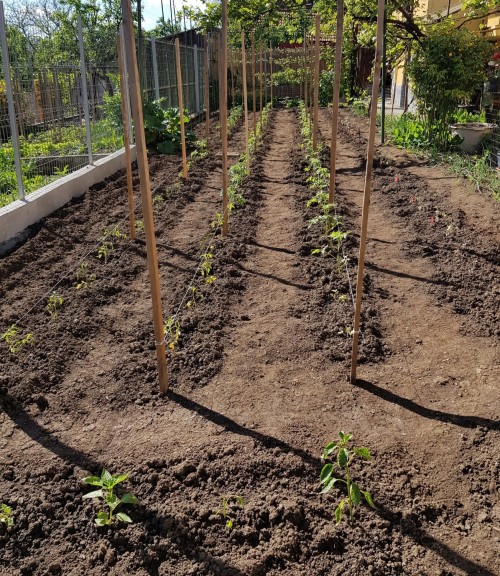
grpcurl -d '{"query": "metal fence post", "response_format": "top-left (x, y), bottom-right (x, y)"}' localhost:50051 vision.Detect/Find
top-left (0, 0), bottom-right (25, 200)
top-left (77, 14), bottom-right (93, 166)
top-left (119, 25), bottom-right (134, 145)
top-left (193, 44), bottom-right (200, 114)
top-left (151, 36), bottom-right (160, 100)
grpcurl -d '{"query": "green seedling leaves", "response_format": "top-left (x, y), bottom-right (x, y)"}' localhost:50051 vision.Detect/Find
top-left (216, 495), bottom-right (245, 532)
top-left (121, 493), bottom-right (139, 505)
top-left (338, 448), bottom-right (349, 468)
top-left (320, 432), bottom-right (375, 524)
top-left (335, 499), bottom-right (346, 524)
top-left (354, 447), bottom-right (372, 460)
top-left (320, 463), bottom-right (334, 484)
top-left (82, 469), bottom-right (138, 527)
top-left (362, 490), bottom-right (376, 509)
top-left (0, 503), bottom-right (13, 527)
top-left (82, 489), bottom-right (104, 500)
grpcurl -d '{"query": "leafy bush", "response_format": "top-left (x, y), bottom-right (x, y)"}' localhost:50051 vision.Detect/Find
top-left (318, 69), bottom-right (334, 107)
top-left (407, 24), bottom-right (490, 149)
top-left (386, 114), bottom-right (430, 149)
top-left (142, 98), bottom-right (196, 154)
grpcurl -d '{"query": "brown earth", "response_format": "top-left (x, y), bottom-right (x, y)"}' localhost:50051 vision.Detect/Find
top-left (0, 107), bottom-right (498, 576)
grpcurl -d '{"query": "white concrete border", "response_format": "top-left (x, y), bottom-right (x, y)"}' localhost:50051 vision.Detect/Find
top-left (0, 145), bottom-right (136, 245)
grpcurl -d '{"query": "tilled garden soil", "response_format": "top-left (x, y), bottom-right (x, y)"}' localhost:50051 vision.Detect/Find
top-left (0, 108), bottom-right (498, 576)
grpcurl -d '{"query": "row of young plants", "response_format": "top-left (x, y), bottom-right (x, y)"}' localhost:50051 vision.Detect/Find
top-left (163, 102), bottom-right (272, 351)
top-left (0, 431), bottom-right (374, 530)
top-left (298, 101), bottom-right (349, 272)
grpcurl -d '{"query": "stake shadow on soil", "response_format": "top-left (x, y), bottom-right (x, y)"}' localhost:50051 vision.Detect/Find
top-left (364, 261), bottom-right (456, 287)
top-left (168, 391), bottom-right (318, 468)
top-left (246, 240), bottom-right (296, 255)
top-left (234, 262), bottom-right (311, 291)
top-left (0, 394), bottom-right (250, 576)
top-left (376, 504), bottom-right (498, 576)
top-left (354, 379), bottom-right (499, 430)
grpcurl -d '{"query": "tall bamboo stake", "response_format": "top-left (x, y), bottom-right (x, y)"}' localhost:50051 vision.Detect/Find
top-left (251, 31), bottom-right (256, 137)
top-left (230, 47), bottom-right (235, 109)
top-left (205, 34), bottom-right (210, 141)
top-left (350, 0), bottom-right (386, 384)
top-left (303, 33), bottom-right (308, 115)
top-left (328, 0), bottom-right (344, 204)
top-left (120, 0), bottom-right (168, 393)
top-left (117, 30), bottom-right (135, 240)
top-left (270, 43), bottom-right (273, 107)
top-left (175, 38), bottom-right (188, 179)
top-left (241, 31), bottom-right (250, 176)
top-left (220, 1), bottom-right (229, 235)
top-left (259, 44), bottom-right (263, 125)
top-left (313, 14), bottom-right (320, 151)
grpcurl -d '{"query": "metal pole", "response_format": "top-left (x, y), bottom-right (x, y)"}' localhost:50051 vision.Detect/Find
top-left (151, 36), bottom-right (160, 100)
top-left (77, 14), bottom-right (93, 166)
top-left (193, 44), bottom-right (200, 113)
top-left (120, 25), bottom-right (134, 144)
top-left (381, 6), bottom-right (387, 144)
top-left (0, 1), bottom-right (24, 200)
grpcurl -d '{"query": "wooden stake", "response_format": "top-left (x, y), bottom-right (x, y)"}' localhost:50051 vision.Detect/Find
top-left (328, 0), bottom-right (344, 205)
top-left (230, 47), bottom-right (235, 109)
top-left (120, 0), bottom-right (168, 394)
top-left (117, 30), bottom-right (136, 240)
top-left (313, 14), bottom-right (320, 150)
top-left (251, 31), bottom-right (256, 137)
top-left (241, 31), bottom-right (250, 176)
top-left (350, 0), bottom-right (385, 385)
top-left (259, 44), bottom-right (263, 125)
top-left (303, 34), bottom-right (308, 115)
top-left (175, 38), bottom-right (188, 179)
top-left (220, 1), bottom-right (229, 236)
top-left (205, 34), bottom-right (210, 141)
top-left (270, 43), bottom-right (273, 107)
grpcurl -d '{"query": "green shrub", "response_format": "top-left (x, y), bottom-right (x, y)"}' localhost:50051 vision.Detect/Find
top-left (407, 24), bottom-right (490, 150)
top-left (142, 99), bottom-right (196, 154)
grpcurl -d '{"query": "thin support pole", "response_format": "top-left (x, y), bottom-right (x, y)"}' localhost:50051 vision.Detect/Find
top-left (77, 14), bottom-right (93, 166)
top-left (313, 14), bottom-right (320, 151)
top-left (204, 35), bottom-right (210, 140)
top-left (350, 0), bottom-right (386, 385)
top-left (0, 1), bottom-right (24, 200)
top-left (193, 44), bottom-right (200, 114)
top-left (117, 29), bottom-right (136, 240)
top-left (175, 38), bottom-right (188, 179)
top-left (328, 0), bottom-right (344, 204)
top-left (151, 36), bottom-right (160, 100)
top-left (259, 44), bottom-right (263, 124)
top-left (120, 0), bottom-right (168, 394)
top-left (241, 31), bottom-right (250, 176)
top-left (220, 0), bottom-right (229, 236)
top-left (251, 31), bottom-right (256, 137)
top-left (230, 47), bottom-right (235, 109)
top-left (270, 43), bottom-right (273, 108)
top-left (303, 33), bottom-right (308, 115)
top-left (381, 6), bottom-right (387, 144)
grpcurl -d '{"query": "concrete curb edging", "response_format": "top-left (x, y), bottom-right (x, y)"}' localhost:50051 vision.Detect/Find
top-left (0, 145), bottom-right (137, 246)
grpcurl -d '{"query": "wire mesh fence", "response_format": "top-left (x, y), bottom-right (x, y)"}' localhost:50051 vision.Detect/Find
top-left (0, 2), bottom-right (208, 209)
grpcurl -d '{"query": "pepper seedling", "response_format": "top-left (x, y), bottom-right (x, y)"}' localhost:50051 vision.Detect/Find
top-left (82, 469), bottom-right (139, 526)
top-left (0, 503), bottom-right (13, 527)
top-left (320, 431), bottom-right (375, 524)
